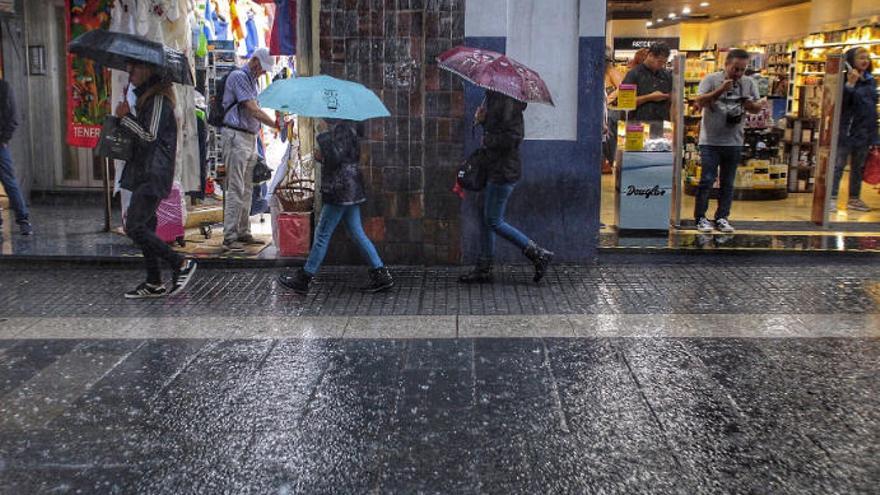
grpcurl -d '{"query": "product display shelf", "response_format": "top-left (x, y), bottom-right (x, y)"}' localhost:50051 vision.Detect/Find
top-left (205, 41), bottom-right (237, 179)
top-left (781, 117), bottom-right (818, 193)
top-left (788, 24), bottom-right (880, 115)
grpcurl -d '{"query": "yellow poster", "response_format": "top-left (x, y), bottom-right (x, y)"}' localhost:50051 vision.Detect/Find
top-left (617, 84), bottom-right (637, 111)
top-left (624, 123), bottom-right (645, 151)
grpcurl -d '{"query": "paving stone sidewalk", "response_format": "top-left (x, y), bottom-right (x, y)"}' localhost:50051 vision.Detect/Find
top-left (1, 255), bottom-right (880, 318)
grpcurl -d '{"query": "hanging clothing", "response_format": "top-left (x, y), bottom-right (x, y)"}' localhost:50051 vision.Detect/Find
top-left (269, 0), bottom-right (296, 56)
top-left (229, 0), bottom-right (245, 41)
top-left (136, 0), bottom-right (165, 43)
top-left (245, 13), bottom-right (259, 57)
top-left (212, 11), bottom-right (229, 40)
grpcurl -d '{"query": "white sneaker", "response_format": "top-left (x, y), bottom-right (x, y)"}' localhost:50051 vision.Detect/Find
top-left (715, 218), bottom-right (735, 233)
top-left (696, 217), bottom-right (713, 233)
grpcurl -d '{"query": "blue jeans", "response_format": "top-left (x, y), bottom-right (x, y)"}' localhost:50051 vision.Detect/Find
top-left (832, 144), bottom-right (869, 199)
top-left (304, 203), bottom-right (383, 275)
top-left (0, 146), bottom-right (29, 223)
top-left (694, 145), bottom-right (742, 221)
top-left (480, 182), bottom-right (531, 259)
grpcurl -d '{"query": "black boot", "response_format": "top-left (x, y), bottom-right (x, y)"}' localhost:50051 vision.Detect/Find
top-left (278, 268), bottom-right (313, 295)
top-left (459, 258), bottom-right (494, 284)
top-left (361, 266), bottom-right (394, 293)
top-left (523, 241), bottom-right (553, 283)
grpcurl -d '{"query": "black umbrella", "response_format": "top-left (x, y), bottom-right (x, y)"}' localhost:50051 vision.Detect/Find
top-left (68, 29), bottom-right (193, 86)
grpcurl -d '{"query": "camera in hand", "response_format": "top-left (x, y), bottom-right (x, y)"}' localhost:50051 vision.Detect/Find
top-left (725, 106), bottom-right (744, 125)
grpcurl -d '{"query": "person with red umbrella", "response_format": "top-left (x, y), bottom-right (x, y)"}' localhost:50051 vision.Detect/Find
top-left (438, 46), bottom-right (554, 284)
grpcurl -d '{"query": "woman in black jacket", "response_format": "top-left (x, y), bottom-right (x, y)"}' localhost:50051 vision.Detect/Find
top-left (832, 47), bottom-right (879, 212)
top-left (459, 90), bottom-right (554, 284)
top-left (117, 62), bottom-right (196, 299)
top-left (278, 120), bottom-right (392, 295)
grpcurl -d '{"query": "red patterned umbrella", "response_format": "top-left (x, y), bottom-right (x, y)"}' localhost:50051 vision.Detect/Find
top-left (437, 46), bottom-right (554, 106)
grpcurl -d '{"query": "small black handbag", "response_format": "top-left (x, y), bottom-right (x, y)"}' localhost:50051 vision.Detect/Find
top-left (457, 148), bottom-right (489, 191)
top-left (94, 116), bottom-right (133, 161)
top-left (253, 156), bottom-right (273, 184)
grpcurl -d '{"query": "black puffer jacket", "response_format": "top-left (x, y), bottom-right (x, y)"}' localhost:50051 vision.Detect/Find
top-left (317, 123), bottom-right (366, 206)
top-left (119, 77), bottom-right (177, 199)
top-left (0, 80), bottom-right (18, 146)
top-left (482, 91), bottom-right (527, 184)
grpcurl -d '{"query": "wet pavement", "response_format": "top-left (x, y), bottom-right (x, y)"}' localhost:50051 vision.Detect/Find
top-left (0, 255), bottom-right (879, 493)
top-left (5, 199), bottom-right (880, 260)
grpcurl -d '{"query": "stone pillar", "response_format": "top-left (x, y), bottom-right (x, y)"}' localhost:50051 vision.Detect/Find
top-left (318, 0), bottom-right (465, 265)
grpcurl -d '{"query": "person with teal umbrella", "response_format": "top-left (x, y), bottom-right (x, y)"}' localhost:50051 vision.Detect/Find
top-left (264, 76), bottom-right (393, 294)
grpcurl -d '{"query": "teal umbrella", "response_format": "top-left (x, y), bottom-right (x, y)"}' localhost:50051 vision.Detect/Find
top-left (258, 75), bottom-right (390, 121)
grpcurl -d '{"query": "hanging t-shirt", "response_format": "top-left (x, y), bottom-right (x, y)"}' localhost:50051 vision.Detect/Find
top-left (270, 0), bottom-right (296, 56)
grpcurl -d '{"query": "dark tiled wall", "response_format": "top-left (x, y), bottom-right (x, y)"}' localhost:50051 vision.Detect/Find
top-left (319, 0), bottom-right (465, 265)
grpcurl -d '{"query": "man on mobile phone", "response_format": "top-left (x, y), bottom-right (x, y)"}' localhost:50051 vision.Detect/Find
top-left (692, 49), bottom-right (766, 234)
top-left (621, 42), bottom-right (673, 123)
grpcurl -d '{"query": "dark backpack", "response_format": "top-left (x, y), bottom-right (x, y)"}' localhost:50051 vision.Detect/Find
top-left (207, 70), bottom-right (241, 128)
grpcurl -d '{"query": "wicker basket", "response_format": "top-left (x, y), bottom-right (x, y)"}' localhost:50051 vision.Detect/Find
top-left (274, 179), bottom-right (315, 212)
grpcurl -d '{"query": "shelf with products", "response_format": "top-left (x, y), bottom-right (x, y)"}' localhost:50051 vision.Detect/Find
top-left (780, 117), bottom-right (819, 193)
top-left (683, 100), bottom-right (789, 200)
top-left (789, 24), bottom-right (880, 115)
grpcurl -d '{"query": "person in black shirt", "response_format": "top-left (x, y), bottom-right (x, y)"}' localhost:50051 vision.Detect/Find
top-left (621, 42), bottom-right (672, 122)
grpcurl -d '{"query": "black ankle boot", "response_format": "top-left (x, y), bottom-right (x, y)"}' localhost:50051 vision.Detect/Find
top-left (361, 266), bottom-right (394, 293)
top-left (278, 268), bottom-right (313, 295)
top-left (523, 241), bottom-right (553, 283)
top-left (459, 258), bottom-right (494, 284)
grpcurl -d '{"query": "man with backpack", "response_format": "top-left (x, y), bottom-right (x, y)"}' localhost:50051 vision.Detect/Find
top-left (215, 47), bottom-right (279, 252)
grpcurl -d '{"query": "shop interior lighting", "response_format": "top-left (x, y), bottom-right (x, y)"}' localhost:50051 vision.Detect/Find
top-left (646, 21), bottom-right (654, 27)
top-left (657, 18), bottom-right (663, 23)
top-left (700, 2), bottom-right (710, 6)
top-left (668, 13), bottom-right (676, 18)
top-left (682, 7), bottom-right (692, 15)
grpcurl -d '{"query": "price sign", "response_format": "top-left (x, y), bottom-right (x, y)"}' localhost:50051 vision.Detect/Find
top-left (616, 84), bottom-right (637, 111)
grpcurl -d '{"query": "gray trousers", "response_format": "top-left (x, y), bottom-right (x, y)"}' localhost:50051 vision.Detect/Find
top-left (221, 128), bottom-right (258, 243)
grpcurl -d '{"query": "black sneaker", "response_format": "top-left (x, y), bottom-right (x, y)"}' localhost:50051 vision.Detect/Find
top-left (278, 268), bottom-right (313, 295)
top-left (19, 221), bottom-right (33, 236)
top-left (125, 282), bottom-right (167, 299)
top-left (361, 267), bottom-right (394, 293)
top-left (169, 258), bottom-right (198, 296)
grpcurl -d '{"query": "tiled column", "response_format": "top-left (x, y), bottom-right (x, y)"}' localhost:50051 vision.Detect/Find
top-left (318, 0), bottom-right (465, 265)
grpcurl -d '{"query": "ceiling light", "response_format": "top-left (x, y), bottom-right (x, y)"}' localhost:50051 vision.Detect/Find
top-left (657, 18), bottom-right (663, 23)
top-left (700, 2), bottom-right (710, 6)
top-left (646, 21), bottom-right (653, 27)
top-left (668, 13), bottom-right (676, 18)
top-left (682, 7), bottom-right (692, 14)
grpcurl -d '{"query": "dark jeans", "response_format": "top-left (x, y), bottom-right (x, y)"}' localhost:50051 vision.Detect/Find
top-left (694, 145), bottom-right (742, 221)
top-left (603, 110), bottom-right (622, 165)
top-left (832, 144), bottom-right (870, 199)
top-left (0, 146), bottom-right (29, 223)
top-left (126, 187), bottom-right (183, 285)
top-left (480, 182), bottom-right (531, 259)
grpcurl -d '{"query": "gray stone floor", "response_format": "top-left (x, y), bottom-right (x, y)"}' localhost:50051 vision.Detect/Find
top-left (0, 255), bottom-right (878, 493)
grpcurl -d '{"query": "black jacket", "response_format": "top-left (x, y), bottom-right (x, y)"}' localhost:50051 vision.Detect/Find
top-left (482, 91), bottom-right (527, 184)
top-left (317, 123), bottom-right (366, 206)
top-left (119, 78), bottom-right (178, 198)
top-left (840, 73), bottom-right (879, 149)
top-left (0, 79), bottom-right (19, 146)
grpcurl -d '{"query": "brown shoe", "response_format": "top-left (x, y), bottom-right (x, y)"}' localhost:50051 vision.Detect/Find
top-left (237, 234), bottom-right (266, 245)
top-left (222, 240), bottom-right (246, 252)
